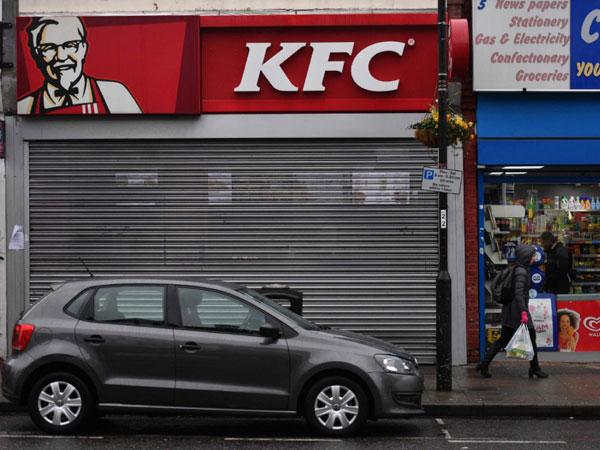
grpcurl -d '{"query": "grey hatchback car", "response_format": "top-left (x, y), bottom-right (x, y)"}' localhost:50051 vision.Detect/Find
top-left (2, 278), bottom-right (424, 436)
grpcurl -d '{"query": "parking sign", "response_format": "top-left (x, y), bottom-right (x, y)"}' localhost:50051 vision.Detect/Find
top-left (421, 167), bottom-right (462, 195)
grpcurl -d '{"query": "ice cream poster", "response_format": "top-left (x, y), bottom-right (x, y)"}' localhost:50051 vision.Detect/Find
top-left (529, 294), bottom-right (558, 351)
top-left (556, 299), bottom-right (600, 352)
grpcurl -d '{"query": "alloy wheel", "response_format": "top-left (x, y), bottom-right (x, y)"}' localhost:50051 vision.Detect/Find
top-left (313, 384), bottom-right (359, 430)
top-left (37, 381), bottom-right (82, 426)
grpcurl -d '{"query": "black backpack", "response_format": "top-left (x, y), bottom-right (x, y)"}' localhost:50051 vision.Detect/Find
top-left (491, 265), bottom-right (515, 305)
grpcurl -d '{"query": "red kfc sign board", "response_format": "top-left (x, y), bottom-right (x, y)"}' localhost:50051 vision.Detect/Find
top-left (17, 16), bottom-right (200, 115)
top-left (17, 14), bottom-right (467, 115)
top-left (201, 14), bottom-right (445, 113)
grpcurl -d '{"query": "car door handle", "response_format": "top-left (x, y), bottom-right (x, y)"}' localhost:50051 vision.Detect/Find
top-left (84, 335), bottom-right (105, 344)
top-left (179, 342), bottom-right (201, 351)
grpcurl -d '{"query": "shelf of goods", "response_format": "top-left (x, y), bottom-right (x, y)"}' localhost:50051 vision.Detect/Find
top-left (567, 239), bottom-right (600, 294)
top-left (484, 204), bottom-right (525, 268)
top-left (484, 199), bottom-right (600, 347)
top-left (483, 205), bottom-right (525, 337)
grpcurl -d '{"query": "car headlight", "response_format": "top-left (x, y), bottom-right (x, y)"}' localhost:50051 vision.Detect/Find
top-left (374, 355), bottom-right (417, 375)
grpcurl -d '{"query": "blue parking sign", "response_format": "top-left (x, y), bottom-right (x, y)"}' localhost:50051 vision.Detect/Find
top-left (424, 169), bottom-right (435, 180)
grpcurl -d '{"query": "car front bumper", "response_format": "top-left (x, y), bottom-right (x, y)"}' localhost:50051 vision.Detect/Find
top-left (368, 370), bottom-right (425, 418)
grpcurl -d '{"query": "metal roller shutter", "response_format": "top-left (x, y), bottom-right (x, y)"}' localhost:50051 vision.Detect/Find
top-left (28, 140), bottom-right (439, 361)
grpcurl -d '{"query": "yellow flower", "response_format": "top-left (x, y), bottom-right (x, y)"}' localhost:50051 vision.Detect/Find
top-left (470, 134), bottom-right (475, 140)
top-left (446, 114), bottom-right (451, 121)
top-left (468, 121), bottom-right (473, 127)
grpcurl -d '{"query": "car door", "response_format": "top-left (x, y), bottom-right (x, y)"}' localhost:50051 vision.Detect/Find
top-left (173, 286), bottom-right (290, 410)
top-left (75, 284), bottom-right (175, 406)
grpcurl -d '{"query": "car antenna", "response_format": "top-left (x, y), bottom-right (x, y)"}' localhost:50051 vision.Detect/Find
top-left (79, 257), bottom-right (94, 277)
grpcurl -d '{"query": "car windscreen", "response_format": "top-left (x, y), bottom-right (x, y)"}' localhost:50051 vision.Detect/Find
top-left (238, 287), bottom-right (321, 331)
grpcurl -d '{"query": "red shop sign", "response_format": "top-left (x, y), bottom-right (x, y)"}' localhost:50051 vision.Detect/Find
top-left (16, 14), bottom-right (469, 115)
top-left (556, 299), bottom-right (600, 352)
top-left (201, 14), bottom-right (461, 113)
top-left (16, 16), bottom-right (200, 115)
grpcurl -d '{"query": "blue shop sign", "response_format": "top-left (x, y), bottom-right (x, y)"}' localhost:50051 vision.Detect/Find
top-left (571, 0), bottom-right (600, 89)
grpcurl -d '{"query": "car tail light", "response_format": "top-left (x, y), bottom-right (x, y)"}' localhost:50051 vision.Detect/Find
top-left (12, 323), bottom-right (35, 352)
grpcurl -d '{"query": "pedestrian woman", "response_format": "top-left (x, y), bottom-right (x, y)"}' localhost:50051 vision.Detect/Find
top-left (477, 244), bottom-right (548, 379)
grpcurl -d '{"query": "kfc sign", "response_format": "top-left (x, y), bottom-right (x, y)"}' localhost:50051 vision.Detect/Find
top-left (17, 15), bottom-right (201, 115)
top-left (201, 14), bottom-right (468, 113)
top-left (234, 41), bottom-right (407, 93)
top-left (17, 14), bottom-right (468, 115)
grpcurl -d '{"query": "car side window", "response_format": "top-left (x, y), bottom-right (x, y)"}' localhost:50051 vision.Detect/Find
top-left (93, 285), bottom-right (165, 326)
top-left (177, 287), bottom-right (267, 334)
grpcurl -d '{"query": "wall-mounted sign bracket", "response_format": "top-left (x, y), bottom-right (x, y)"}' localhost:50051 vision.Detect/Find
top-left (0, 22), bottom-right (14, 69)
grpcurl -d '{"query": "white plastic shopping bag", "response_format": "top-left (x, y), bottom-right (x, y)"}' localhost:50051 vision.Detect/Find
top-left (505, 323), bottom-right (535, 361)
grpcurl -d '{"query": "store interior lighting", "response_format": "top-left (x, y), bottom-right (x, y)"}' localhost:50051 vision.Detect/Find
top-left (489, 172), bottom-right (504, 175)
top-left (504, 171), bottom-right (528, 175)
top-left (502, 165), bottom-right (544, 169)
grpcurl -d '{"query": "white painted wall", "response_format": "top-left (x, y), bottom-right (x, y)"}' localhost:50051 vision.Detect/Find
top-left (448, 145), bottom-right (467, 365)
top-left (0, 159), bottom-right (6, 359)
top-left (20, 0), bottom-right (436, 14)
top-left (0, 4), bottom-right (7, 359)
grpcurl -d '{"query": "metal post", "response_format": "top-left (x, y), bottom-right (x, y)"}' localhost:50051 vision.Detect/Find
top-left (436, 0), bottom-right (452, 392)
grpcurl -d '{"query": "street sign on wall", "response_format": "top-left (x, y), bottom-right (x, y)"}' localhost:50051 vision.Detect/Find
top-left (421, 167), bottom-right (463, 195)
top-left (473, 0), bottom-right (600, 91)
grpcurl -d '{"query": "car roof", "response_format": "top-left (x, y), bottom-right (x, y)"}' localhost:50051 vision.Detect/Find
top-left (51, 277), bottom-right (244, 292)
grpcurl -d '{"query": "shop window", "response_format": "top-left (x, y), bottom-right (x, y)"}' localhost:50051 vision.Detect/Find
top-left (482, 179), bottom-right (600, 354)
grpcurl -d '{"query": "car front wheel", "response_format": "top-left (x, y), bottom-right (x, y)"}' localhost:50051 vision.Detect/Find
top-left (28, 372), bottom-right (94, 434)
top-left (303, 376), bottom-right (369, 437)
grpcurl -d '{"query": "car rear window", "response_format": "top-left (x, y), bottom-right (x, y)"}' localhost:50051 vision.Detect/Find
top-left (64, 289), bottom-right (93, 318)
top-left (92, 285), bottom-right (166, 325)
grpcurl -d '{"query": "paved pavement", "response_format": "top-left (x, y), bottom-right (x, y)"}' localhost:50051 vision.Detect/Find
top-left (422, 362), bottom-right (600, 417)
top-left (1, 362), bottom-right (599, 417)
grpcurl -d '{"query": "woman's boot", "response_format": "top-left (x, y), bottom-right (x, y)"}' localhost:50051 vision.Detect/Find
top-left (475, 360), bottom-right (492, 378)
top-left (528, 362), bottom-right (548, 378)
top-left (476, 342), bottom-right (502, 378)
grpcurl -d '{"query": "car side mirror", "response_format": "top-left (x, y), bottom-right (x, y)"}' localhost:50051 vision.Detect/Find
top-left (259, 323), bottom-right (281, 339)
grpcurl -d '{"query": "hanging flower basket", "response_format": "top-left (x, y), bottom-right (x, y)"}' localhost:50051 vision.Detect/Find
top-left (410, 102), bottom-right (475, 149)
top-left (414, 129), bottom-right (439, 148)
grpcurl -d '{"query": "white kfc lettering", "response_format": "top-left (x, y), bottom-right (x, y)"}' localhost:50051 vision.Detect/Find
top-left (582, 9), bottom-right (600, 44)
top-left (351, 41), bottom-right (405, 92)
top-left (235, 41), bottom-right (406, 93)
top-left (303, 42), bottom-right (354, 91)
top-left (234, 42), bottom-right (306, 92)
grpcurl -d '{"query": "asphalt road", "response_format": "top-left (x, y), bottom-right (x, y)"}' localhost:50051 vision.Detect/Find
top-left (0, 414), bottom-right (598, 449)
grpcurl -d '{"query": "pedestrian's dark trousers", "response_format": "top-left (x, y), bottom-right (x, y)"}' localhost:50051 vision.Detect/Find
top-left (483, 326), bottom-right (539, 366)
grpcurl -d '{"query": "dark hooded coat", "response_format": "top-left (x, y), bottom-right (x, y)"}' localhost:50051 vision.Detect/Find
top-left (501, 244), bottom-right (535, 330)
top-left (544, 241), bottom-right (573, 295)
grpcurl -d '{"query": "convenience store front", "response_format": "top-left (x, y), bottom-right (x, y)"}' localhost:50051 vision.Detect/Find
top-left (477, 93), bottom-right (600, 362)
